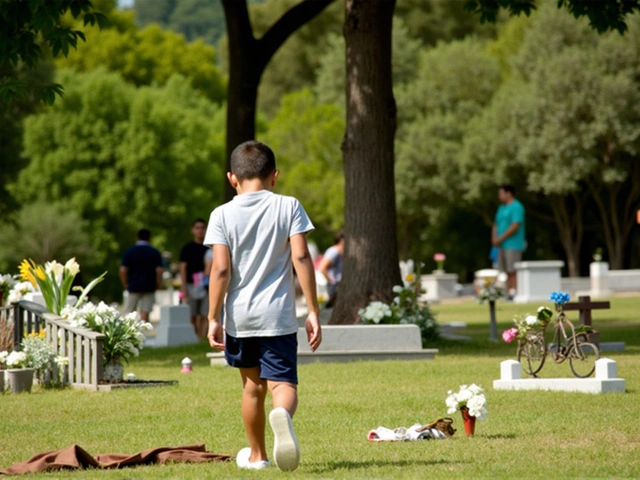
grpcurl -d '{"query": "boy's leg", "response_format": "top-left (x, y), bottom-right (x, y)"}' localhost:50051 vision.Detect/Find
top-left (240, 367), bottom-right (269, 462)
top-left (268, 381), bottom-right (298, 417)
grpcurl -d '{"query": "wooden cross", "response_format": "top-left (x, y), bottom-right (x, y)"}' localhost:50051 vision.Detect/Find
top-left (563, 295), bottom-right (610, 326)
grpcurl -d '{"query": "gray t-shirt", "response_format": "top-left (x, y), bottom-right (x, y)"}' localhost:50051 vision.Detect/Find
top-left (203, 190), bottom-right (314, 338)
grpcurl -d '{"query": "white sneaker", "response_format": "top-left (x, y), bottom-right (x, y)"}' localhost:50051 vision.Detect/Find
top-left (269, 407), bottom-right (300, 471)
top-left (235, 447), bottom-right (270, 470)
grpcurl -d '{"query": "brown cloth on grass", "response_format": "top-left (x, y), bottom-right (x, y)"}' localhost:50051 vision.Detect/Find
top-left (0, 443), bottom-right (233, 475)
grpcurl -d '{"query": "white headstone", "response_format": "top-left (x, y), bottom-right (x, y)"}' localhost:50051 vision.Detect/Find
top-left (514, 261), bottom-right (564, 303)
top-left (153, 305), bottom-right (198, 347)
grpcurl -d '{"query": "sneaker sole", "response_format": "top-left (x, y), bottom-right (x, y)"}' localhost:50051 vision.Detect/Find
top-left (269, 408), bottom-right (300, 472)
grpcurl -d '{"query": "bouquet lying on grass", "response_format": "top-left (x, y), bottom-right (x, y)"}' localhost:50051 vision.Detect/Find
top-left (446, 384), bottom-right (488, 420)
top-left (62, 302), bottom-right (152, 365)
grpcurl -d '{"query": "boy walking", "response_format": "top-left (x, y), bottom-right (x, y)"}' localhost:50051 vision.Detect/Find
top-left (204, 141), bottom-right (322, 472)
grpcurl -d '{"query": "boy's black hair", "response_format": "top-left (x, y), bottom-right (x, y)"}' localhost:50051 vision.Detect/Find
top-left (499, 184), bottom-right (516, 196)
top-left (334, 230), bottom-right (344, 244)
top-left (137, 228), bottom-right (151, 241)
top-left (230, 140), bottom-right (276, 181)
top-left (192, 218), bottom-right (206, 227)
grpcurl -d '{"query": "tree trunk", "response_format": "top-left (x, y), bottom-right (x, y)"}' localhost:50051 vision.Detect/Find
top-left (587, 161), bottom-right (640, 270)
top-left (548, 194), bottom-right (583, 277)
top-left (330, 0), bottom-right (401, 324)
top-left (222, 0), bottom-right (334, 201)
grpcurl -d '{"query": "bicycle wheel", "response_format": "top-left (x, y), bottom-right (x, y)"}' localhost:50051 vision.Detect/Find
top-left (517, 336), bottom-right (547, 377)
top-left (569, 342), bottom-right (600, 378)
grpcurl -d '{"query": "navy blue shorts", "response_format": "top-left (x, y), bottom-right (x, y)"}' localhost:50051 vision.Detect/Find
top-left (225, 333), bottom-right (298, 384)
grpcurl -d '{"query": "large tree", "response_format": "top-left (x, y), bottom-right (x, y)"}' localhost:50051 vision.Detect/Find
top-left (330, 0), bottom-right (399, 324)
top-left (221, 0), bottom-right (333, 200)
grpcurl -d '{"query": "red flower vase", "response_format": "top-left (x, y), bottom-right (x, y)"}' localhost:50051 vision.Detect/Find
top-left (460, 407), bottom-right (476, 437)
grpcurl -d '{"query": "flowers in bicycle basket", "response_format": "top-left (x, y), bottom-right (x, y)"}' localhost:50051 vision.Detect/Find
top-left (550, 291), bottom-right (570, 305)
top-left (502, 306), bottom-right (552, 343)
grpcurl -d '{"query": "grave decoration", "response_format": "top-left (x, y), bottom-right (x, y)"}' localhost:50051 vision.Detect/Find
top-left (433, 252), bottom-right (446, 272)
top-left (13, 258), bottom-right (106, 315)
top-left (445, 384), bottom-right (487, 437)
top-left (63, 302), bottom-right (152, 383)
top-left (0, 332), bottom-right (68, 393)
top-left (358, 261), bottom-right (439, 346)
top-left (476, 275), bottom-right (506, 342)
top-left (504, 292), bottom-right (600, 378)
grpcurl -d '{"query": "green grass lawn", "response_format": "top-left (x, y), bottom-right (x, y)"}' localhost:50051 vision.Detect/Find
top-left (1, 296), bottom-right (639, 478)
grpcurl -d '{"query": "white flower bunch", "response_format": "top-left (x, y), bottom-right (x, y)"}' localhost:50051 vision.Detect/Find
top-left (63, 302), bottom-right (152, 364)
top-left (446, 384), bottom-right (488, 420)
top-left (5, 350), bottom-right (28, 368)
top-left (7, 281), bottom-right (35, 305)
top-left (358, 301), bottom-right (393, 324)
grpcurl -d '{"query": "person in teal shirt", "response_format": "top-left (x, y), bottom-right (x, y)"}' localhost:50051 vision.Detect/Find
top-left (492, 185), bottom-right (526, 296)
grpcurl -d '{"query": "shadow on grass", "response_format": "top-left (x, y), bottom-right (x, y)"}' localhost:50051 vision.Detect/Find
top-left (479, 433), bottom-right (517, 440)
top-left (307, 458), bottom-right (466, 473)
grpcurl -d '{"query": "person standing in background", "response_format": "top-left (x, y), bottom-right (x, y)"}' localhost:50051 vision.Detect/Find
top-left (492, 185), bottom-right (526, 297)
top-left (180, 218), bottom-right (209, 339)
top-left (120, 229), bottom-right (164, 322)
top-left (318, 231), bottom-right (344, 308)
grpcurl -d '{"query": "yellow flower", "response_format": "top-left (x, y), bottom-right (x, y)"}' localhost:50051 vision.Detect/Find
top-left (35, 265), bottom-right (46, 281)
top-left (406, 273), bottom-right (415, 282)
top-left (19, 259), bottom-right (38, 287)
top-left (318, 295), bottom-right (326, 303)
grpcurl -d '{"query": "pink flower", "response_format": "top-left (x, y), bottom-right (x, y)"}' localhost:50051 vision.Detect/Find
top-left (502, 327), bottom-right (518, 343)
top-left (433, 253), bottom-right (446, 261)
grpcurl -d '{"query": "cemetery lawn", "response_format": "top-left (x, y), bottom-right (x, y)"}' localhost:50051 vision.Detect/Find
top-left (1, 296), bottom-right (639, 478)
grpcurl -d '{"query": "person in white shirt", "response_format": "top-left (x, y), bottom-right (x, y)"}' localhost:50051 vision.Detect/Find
top-left (204, 140), bottom-right (321, 472)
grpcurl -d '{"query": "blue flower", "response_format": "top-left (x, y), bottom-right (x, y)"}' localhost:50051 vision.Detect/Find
top-left (549, 291), bottom-right (570, 304)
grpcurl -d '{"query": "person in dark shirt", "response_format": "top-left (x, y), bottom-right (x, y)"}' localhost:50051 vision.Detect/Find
top-left (120, 229), bottom-right (164, 322)
top-left (180, 218), bottom-right (209, 339)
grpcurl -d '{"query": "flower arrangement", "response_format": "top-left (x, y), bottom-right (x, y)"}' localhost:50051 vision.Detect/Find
top-left (358, 262), bottom-right (439, 345)
top-left (502, 306), bottom-right (552, 343)
top-left (433, 253), bottom-right (446, 271)
top-left (16, 258), bottom-right (106, 315)
top-left (2, 350), bottom-right (27, 369)
top-left (476, 278), bottom-right (506, 304)
top-left (358, 301), bottom-right (394, 324)
top-left (446, 384), bottom-right (488, 420)
top-left (62, 302), bottom-right (152, 365)
top-left (21, 332), bottom-right (60, 381)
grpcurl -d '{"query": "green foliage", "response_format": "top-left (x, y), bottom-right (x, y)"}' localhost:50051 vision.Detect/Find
top-left (394, 38), bottom-right (503, 267)
top-left (261, 89), bottom-right (344, 248)
top-left (56, 12), bottom-right (226, 103)
top-left (249, 0), bottom-right (342, 115)
top-left (0, 202), bottom-right (92, 273)
top-left (465, 0), bottom-right (640, 33)
top-left (314, 18), bottom-right (423, 109)
top-left (134, 0), bottom-right (264, 47)
top-left (0, 0), bottom-right (107, 104)
top-left (14, 69), bottom-right (226, 299)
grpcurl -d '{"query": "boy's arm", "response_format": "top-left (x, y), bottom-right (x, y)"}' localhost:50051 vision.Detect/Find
top-left (207, 244), bottom-right (231, 350)
top-left (291, 233), bottom-right (322, 352)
